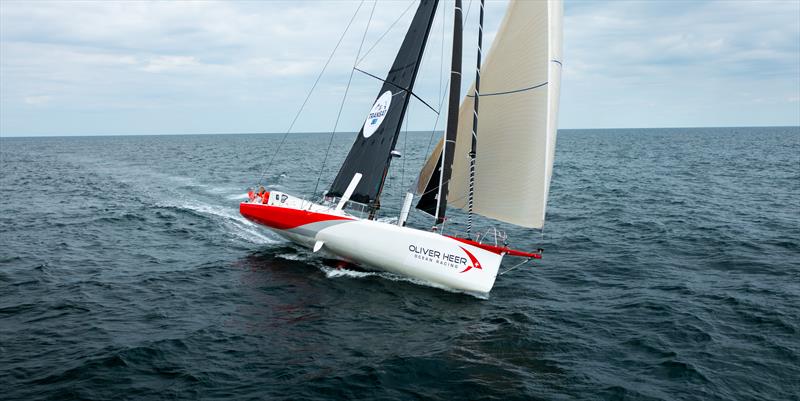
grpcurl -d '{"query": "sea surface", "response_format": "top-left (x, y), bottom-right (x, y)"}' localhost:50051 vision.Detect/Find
top-left (1, 127), bottom-right (798, 400)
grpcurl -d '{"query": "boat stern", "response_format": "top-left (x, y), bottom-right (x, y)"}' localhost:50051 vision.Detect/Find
top-left (240, 191), bottom-right (354, 246)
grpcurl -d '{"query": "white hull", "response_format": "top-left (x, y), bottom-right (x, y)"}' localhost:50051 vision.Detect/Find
top-left (240, 192), bottom-right (504, 294)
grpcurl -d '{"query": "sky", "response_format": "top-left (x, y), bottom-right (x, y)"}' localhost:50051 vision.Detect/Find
top-left (0, 0), bottom-right (798, 137)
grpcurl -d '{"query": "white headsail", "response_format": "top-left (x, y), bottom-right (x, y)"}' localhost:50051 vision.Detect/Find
top-left (417, 0), bottom-right (563, 229)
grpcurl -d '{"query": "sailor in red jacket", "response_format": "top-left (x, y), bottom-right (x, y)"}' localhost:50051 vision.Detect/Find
top-left (256, 186), bottom-right (267, 204)
top-left (247, 188), bottom-right (255, 202)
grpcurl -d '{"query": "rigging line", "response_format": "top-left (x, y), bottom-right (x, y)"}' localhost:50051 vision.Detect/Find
top-left (418, 177), bottom-right (451, 197)
top-left (401, 98), bottom-right (409, 189)
top-left (499, 258), bottom-right (532, 276)
top-left (355, 0), bottom-right (417, 67)
top-left (422, 79), bottom-right (450, 168)
top-left (466, 81), bottom-right (548, 97)
top-left (416, 0), bottom-right (447, 193)
top-left (462, 0), bottom-right (475, 42)
top-left (423, 0), bottom-right (449, 162)
top-left (256, 0), bottom-right (366, 187)
top-left (422, 0), bottom-right (474, 173)
top-left (439, 0), bottom-right (445, 115)
top-left (353, 67), bottom-right (439, 115)
top-left (434, 0), bottom-right (462, 226)
top-left (312, 0), bottom-right (376, 198)
top-left (466, 0), bottom-right (484, 236)
top-left (417, 0), bottom-right (447, 217)
top-left (419, 180), bottom-right (473, 211)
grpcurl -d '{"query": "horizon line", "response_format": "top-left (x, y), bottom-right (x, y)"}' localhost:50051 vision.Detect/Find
top-left (1, 124), bottom-right (798, 138)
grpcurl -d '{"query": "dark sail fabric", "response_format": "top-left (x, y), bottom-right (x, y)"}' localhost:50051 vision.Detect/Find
top-left (328, 0), bottom-right (439, 205)
top-left (416, 152), bottom-right (443, 217)
top-left (416, 0), bottom-right (462, 224)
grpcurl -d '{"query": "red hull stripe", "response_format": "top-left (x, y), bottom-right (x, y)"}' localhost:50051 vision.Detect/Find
top-left (445, 235), bottom-right (542, 259)
top-left (240, 203), bottom-right (353, 230)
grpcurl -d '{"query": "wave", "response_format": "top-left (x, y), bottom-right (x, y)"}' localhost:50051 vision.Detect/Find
top-left (320, 266), bottom-right (488, 299)
top-left (276, 253), bottom-right (310, 261)
top-left (157, 199), bottom-right (279, 245)
top-left (321, 267), bottom-right (379, 279)
top-left (376, 217), bottom-right (398, 224)
top-left (226, 193), bottom-right (250, 200)
top-left (85, 159), bottom-right (281, 246)
top-left (204, 186), bottom-right (240, 194)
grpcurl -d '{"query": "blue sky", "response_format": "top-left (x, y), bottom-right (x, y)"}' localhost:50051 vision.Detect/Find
top-left (0, 0), bottom-right (798, 137)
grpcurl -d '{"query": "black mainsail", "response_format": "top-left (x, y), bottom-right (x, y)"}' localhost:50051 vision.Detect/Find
top-left (416, 0), bottom-right (463, 224)
top-left (328, 0), bottom-right (439, 207)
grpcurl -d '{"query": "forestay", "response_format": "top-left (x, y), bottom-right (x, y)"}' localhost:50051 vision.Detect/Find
top-left (416, 0), bottom-right (563, 229)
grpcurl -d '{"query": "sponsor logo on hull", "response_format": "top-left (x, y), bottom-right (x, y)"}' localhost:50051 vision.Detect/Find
top-left (408, 244), bottom-right (482, 273)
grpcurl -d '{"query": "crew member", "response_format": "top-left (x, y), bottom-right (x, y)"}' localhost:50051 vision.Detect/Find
top-left (257, 186), bottom-right (267, 204)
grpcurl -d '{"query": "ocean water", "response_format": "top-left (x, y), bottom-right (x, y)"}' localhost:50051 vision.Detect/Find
top-left (1, 127), bottom-right (798, 400)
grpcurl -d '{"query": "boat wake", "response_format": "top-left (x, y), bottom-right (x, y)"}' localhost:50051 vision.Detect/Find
top-left (320, 266), bottom-right (488, 299)
top-left (158, 199), bottom-right (280, 245)
top-left (66, 155), bottom-right (288, 248)
top-left (226, 193), bottom-right (250, 200)
top-left (321, 267), bottom-right (380, 279)
top-left (275, 252), bottom-right (310, 261)
top-left (376, 216), bottom-right (398, 225)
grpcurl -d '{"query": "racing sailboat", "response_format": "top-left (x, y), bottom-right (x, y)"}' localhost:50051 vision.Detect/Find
top-left (241, 0), bottom-right (563, 294)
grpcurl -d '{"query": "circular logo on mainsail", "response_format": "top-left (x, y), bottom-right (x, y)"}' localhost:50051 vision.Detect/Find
top-left (363, 91), bottom-right (392, 138)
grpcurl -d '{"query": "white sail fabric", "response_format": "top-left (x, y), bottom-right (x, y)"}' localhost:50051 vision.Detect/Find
top-left (420, 0), bottom-right (563, 228)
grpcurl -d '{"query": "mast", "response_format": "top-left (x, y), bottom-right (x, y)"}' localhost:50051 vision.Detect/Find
top-left (432, 0), bottom-right (463, 225)
top-left (466, 0), bottom-right (484, 236)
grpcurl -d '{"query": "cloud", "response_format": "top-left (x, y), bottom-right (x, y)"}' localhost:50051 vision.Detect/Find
top-left (0, 0), bottom-right (798, 136)
top-left (23, 95), bottom-right (51, 105)
top-left (141, 56), bottom-right (201, 73)
top-left (560, 0), bottom-right (800, 127)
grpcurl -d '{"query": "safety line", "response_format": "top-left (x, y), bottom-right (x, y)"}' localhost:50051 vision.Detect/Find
top-left (312, 0), bottom-right (377, 198)
top-left (256, 0), bottom-right (366, 187)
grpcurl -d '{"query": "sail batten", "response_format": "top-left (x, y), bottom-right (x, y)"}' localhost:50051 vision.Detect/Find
top-left (415, 0), bottom-right (563, 229)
